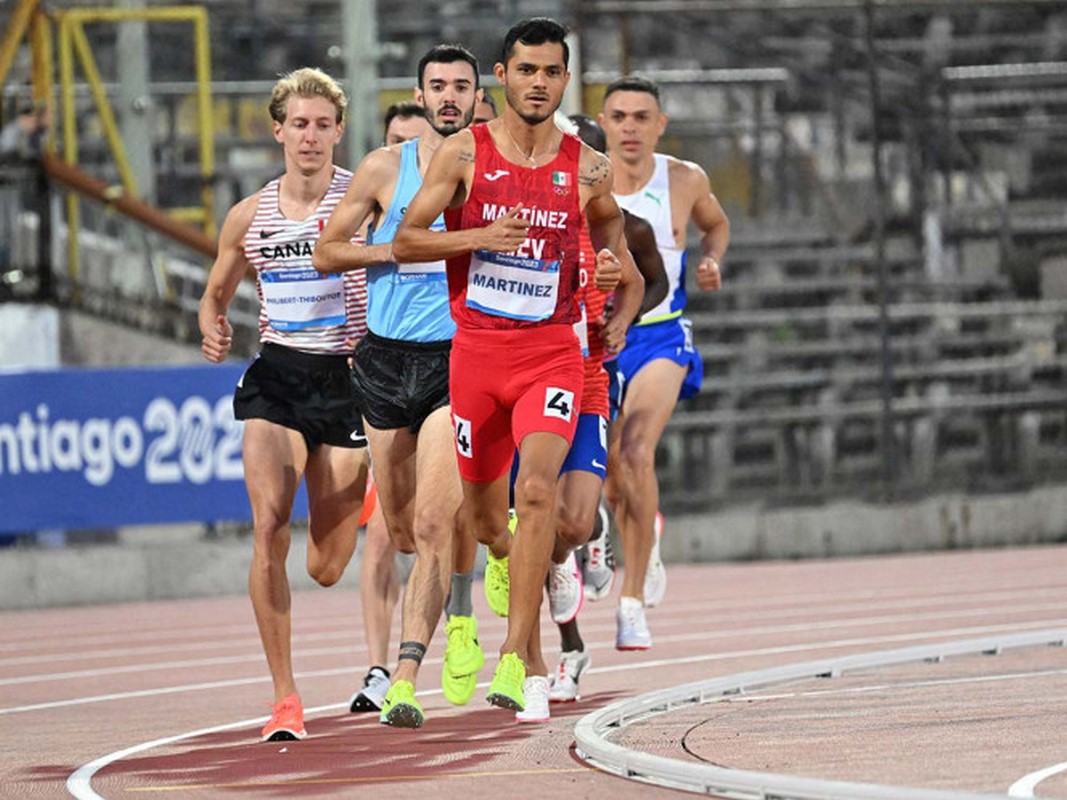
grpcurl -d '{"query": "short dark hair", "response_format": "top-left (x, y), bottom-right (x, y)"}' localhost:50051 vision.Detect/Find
top-left (569, 113), bottom-right (606, 153)
top-left (603, 75), bottom-right (661, 105)
top-left (417, 44), bottom-right (480, 90)
top-left (383, 100), bottom-right (424, 138)
top-left (479, 92), bottom-right (497, 115)
top-left (502, 17), bottom-right (570, 68)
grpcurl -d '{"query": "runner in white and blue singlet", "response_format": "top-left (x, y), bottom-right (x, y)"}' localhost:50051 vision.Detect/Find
top-left (599, 75), bottom-right (730, 651)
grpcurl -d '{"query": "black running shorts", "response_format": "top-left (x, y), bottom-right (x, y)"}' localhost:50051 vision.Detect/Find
top-left (350, 331), bottom-right (451, 434)
top-left (233, 343), bottom-right (366, 450)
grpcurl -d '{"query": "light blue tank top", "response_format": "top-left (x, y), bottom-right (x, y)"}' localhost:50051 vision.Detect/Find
top-left (366, 139), bottom-right (455, 342)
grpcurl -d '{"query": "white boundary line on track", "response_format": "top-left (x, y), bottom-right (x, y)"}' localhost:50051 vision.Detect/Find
top-left (1008, 762), bottom-right (1067, 798)
top-left (64, 627), bottom-right (1066, 799)
top-left (12, 617), bottom-right (1061, 717)
top-left (574, 629), bottom-right (1067, 800)
top-left (11, 601), bottom-right (1067, 691)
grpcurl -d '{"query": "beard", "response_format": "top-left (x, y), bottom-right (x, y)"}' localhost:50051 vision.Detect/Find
top-left (504, 88), bottom-right (557, 125)
top-left (427, 104), bottom-right (474, 136)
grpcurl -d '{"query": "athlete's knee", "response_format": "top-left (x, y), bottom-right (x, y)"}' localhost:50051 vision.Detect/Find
top-left (556, 504), bottom-right (590, 549)
top-left (514, 472), bottom-right (556, 519)
top-left (383, 517), bottom-right (415, 554)
top-left (456, 500), bottom-right (506, 547)
top-left (307, 555), bottom-right (346, 587)
top-left (412, 507), bottom-right (451, 552)
top-left (618, 434), bottom-right (657, 478)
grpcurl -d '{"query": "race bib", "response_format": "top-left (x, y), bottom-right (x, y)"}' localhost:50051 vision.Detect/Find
top-left (466, 250), bottom-right (560, 321)
top-left (395, 216), bottom-right (447, 282)
top-left (397, 258), bottom-right (447, 282)
top-left (260, 268), bottom-right (346, 331)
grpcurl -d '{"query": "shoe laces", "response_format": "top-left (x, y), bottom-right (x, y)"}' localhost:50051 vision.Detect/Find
top-left (269, 693), bottom-right (301, 720)
top-left (524, 676), bottom-right (549, 704)
top-left (557, 651), bottom-right (584, 681)
top-left (499, 653), bottom-right (524, 683)
top-left (487, 557), bottom-right (509, 593)
top-left (619, 599), bottom-right (645, 626)
top-left (550, 558), bottom-right (578, 594)
top-left (446, 616), bottom-right (474, 647)
top-left (364, 667), bottom-right (389, 688)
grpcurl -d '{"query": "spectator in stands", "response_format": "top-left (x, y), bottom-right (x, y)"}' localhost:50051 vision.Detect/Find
top-left (198, 67), bottom-right (369, 743)
top-left (599, 75), bottom-right (730, 650)
top-left (0, 101), bottom-right (49, 162)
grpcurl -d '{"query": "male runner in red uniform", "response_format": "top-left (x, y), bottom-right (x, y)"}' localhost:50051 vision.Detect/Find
top-left (392, 17), bottom-right (639, 715)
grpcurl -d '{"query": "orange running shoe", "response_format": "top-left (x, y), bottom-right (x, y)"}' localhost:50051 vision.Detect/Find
top-left (261, 693), bottom-right (307, 742)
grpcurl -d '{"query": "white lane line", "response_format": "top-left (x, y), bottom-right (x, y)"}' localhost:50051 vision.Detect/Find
top-left (63, 626), bottom-right (1067, 799)
top-left (7, 617), bottom-right (1065, 716)
top-left (1009, 761), bottom-right (1067, 797)
top-left (725, 666), bottom-right (1067, 703)
top-left (13, 576), bottom-right (1067, 656)
top-left (66, 710), bottom-right (311, 800)
top-left (8, 600), bottom-right (1067, 691)
top-left (11, 583), bottom-right (1067, 668)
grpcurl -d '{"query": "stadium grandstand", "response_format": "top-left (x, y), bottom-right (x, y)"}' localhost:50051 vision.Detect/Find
top-left (1, 0), bottom-right (1065, 522)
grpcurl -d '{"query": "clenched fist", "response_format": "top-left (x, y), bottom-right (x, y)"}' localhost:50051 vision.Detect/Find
top-left (593, 248), bottom-right (622, 292)
top-left (696, 255), bottom-right (721, 292)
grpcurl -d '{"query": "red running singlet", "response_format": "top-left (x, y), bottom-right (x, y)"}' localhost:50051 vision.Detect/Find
top-left (444, 124), bottom-right (583, 331)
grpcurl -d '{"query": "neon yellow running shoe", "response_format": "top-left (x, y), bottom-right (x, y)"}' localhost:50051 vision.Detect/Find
top-left (486, 652), bottom-right (526, 711)
top-left (484, 510), bottom-right (515, 618)
top-left (442, 615), bottom-right (484, 706)
top-left (379, 680), bottom-right (424, 729)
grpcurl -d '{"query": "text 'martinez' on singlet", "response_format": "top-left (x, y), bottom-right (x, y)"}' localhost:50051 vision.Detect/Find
top-left (244, 166), bottom-right (367, 355)
top-left (444, 124), bottom-right (582, 331)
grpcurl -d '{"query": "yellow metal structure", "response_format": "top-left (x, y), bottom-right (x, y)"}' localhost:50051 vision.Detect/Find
top-left (55, 6), bottom-right (216, 279)
top-left (2, 1), bottom-right (216, 282)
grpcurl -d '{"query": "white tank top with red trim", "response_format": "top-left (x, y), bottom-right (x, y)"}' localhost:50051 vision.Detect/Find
top-left (244, 167), bottom-right (367, 354)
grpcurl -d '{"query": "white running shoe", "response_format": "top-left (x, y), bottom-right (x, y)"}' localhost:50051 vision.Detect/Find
top-left (548, 649), bottom-right (591, 703)
top-left (643, 511), bottom-right (667, 608)
top-left (583, 501), bottom-right (616, 602)
top-left (615, 596), bottom-right (652, 651)
top-left (515, 676), bottom-right (551, 723)
top-left (349, 666), bottom-right (391, 712)
top-left (548, 551), bottom-right (583, 624)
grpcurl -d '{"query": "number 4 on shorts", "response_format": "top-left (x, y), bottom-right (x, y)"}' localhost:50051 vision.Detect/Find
top-left (543, 387), bottom-right (574, 422)
top-left (454, 414), bottom-right (473, 458)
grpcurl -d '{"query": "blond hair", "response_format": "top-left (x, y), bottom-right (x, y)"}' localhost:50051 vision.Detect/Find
top-left (268, 67), bottom-right (347, 125)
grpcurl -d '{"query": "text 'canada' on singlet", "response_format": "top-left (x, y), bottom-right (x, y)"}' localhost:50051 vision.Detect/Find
top-left (244, 166), bottom-right (367, 355)
top-left (444, 124), bottom-right (583, 331)
top-left (365, 138), bottom-right (455, 343)
top-left (612, 153), bottom-right (686, 325)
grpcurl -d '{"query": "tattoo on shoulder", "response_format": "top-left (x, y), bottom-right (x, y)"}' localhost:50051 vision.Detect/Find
top-left (579, 160), bottom-right (610, 187)
top-left (458, 149), bottom-right (475, 164)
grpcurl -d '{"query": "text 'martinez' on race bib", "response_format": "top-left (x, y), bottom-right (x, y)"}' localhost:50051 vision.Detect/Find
top-left (260, 268), bottom-right (346, 331)
top-left (466, 250), bottom-right (561, 321)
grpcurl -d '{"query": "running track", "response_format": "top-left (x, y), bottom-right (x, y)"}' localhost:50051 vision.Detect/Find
top-left (3, 544), bottom-right (1067, 799)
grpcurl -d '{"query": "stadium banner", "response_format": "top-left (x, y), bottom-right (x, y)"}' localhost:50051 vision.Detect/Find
top-left (0, 363), bottom-right (291, 533)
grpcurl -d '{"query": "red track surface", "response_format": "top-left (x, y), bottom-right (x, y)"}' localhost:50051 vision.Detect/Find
top-left (4, 544), bottom-right (1067, 799)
